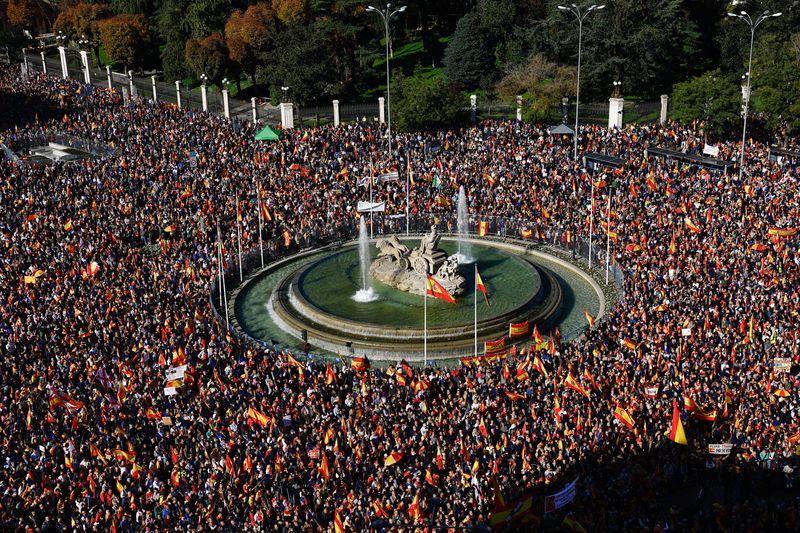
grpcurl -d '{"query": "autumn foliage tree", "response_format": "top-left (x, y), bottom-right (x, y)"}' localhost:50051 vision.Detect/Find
top-left (271, 0), bottom-right (305, 26)
top-left (225, 3), bottom-right (275, 84)
top-left (185, 31), bottom-right (229, 87)
top-left (98, 14), bottom-right (152, 70)
top-left (53, 3), bottom-right (111, 64)
top-left (6, 0), bottom-right (40, 29)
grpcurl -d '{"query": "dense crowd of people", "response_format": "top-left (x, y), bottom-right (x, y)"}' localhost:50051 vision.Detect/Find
top-left (1, 64), bottom-right (798, 532)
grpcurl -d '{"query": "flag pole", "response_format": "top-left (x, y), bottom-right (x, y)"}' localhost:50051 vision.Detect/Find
top-left (474, 264), bottom-right (478, 358)
top-left (424, 277), bottom-right (428, 367)
top-left (588, 175), bottom-right (594, 269)
top-left (369, 159), bottom-right (374, 239)
top-left (217, 223), bottom-right (229, 330)
top-left (605, 192), bottom-right (611, 284)
top-left (257, 183), bottom-right (264, 268)
top-left (216, 222), bottom-right (224, 310)
top-left (405, 159), bottom-right (410, 236)
top-left (236, 196), bottom-right (243, 282)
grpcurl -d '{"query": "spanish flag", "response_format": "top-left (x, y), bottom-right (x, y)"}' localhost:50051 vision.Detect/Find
top-left (478, 221), bottom-right (489, 236)
top-left (667, 399), bottom-right (688, 445)
top-left (767, 227), bottom-right (798, 237)
top-left (426, 275), bottom-right (456, 304)
top-left (520, 228), bottom-right (533, 239)
top-left (408, 493), bottom-right (421, 519)
top-left (505, 391), bottom-right (525, 401)
top-left (532, 355), bottom-right (548, 378)
top-left (613, 406), bottom-right (635, 430)
top-left (622, 338), bottom-right (637, 350)
top-left (246, 406), bottom-right (269, 427)
top-left (282, 230), bottom-right (292, 247)
top-left (384, 451), bottom-right (404, 466)
top-left (319, 453), bottom-right (330, 480)
top-left (333, 510), bottom-right (345, 533)
top-left (351, 356), bottom-right (369, 371)
top-left (683, 396), bottom-right (696, 413)
top-left (475, 266), bottom-right (489, 305)
top-left (509, 320), bottom-right (530, 338)
top-left (684, 217), bottom-right (701, 234)
top-left (693, 407), bottom-right (717, 422)
top-left (485, 337), bottom-right (506, 355)
top-left (583, 309), bottom-right (595, 328)
top-left (325, 363), bottom-right (336, 385)
top-left (532, 324), bottom-right (544, 344)
top-left (565, 374), bottom-right (590, 398)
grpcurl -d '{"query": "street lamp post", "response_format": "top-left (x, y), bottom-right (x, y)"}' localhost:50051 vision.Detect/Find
top-left (367, 3), bottom-right (406, 158)
top-left (728, 9), bottom-right (782, 181)
top-left (558, 3), bottom-right (605, 161)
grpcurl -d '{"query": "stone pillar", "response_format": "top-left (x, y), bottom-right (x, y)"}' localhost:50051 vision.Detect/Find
top-left (516, 95), bottom-right (522, 121)
top-left (608, 97), bottom-right (624, 129)
top-left (741, 84), bottom-right (750, 107)
top-left (659, 94), bottom-right (669, 125)
top-left (22, 50), bottom-right (28, 71)
top-left (57, 46), bottom-right (68, 78)
top-left (332, 99), bottom-right (340, 127)
top-left (222, 88), bottom-right (230, 119)
top-left (79, 50), bottom-right (90, 84)
top-left (279, 102), bottom-right (294, 129)
top-left (128, 73), bottom-right (134, 98)
top-left (378, 97), bottom-right (385, 124)
top-left (41, 52), bottom-right (47, 75)
top-left (175, 80), bottom-right (182, 108)
top-left (200, 84), bottom-right (208, 112)
top-left (105, 66), bottom-right (112, 89)
top-left (470, 94), bottom-right (477, 124)
top-left (251, 97), bottom-right (258, 123)
top-left (151, 76), bottom-right (157, 101)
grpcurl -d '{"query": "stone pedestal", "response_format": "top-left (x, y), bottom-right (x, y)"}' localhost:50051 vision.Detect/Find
top-left (175, 80), bottom-right (182, 108)
top-left (128, 73), bottom-right (134, 98)
top-left (608, 97), bottom-right (624, 129)
top-left (57, 46), bottom-right (68, 78)
top-left (280, 102), bottom-right (294, 129)
top-left (151, 76), bottom-right (157, 101)
top-left (105, 66), bottom-right (112, 89)
top-left (516, 95), bottom-right (522, 121)
top-left (378, 97), bottom-right (385, 124)
top-left (470, 94), bottom-right (477, 124)
top-left (222, 89), bottom-right (230, 118)
top-left (41, 52), bottom-right (47, 75)
top-left (660, 94), bottom-right (669, 125)
top-left (79, 50), bottom-right (90, 84)
top-left (200, 84), bottom-right (208, 111)
top-left (333, 99), bottom-right (340, 127)
top-left (251, 97), bottom-right (258, 122)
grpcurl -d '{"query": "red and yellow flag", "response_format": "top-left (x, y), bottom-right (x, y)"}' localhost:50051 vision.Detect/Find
top-left (478, 221), bottom-right (489, 236)
top-left (351, 356), bottom-right (369, 371)
top-left (475, 266), bottom-right (489, 305)
top-left (325, 363), bottom-right (336, 385)
top-left (684, 217), bottom-right (701, 234)
top-left (333, 510), bottom-right (345, 533)
top-left (319, 454), bottom-right (330, 480)
top-left (565, 374), bottom-right (590, 398)
top-left (426, 275), bottom-right (456, 304)
top-left (246, 406), bottom-right (269, 427)
top-left (384, 452), bottom-right (404, 467)
top-left (668, 399), bottom-right (688, 445)
top-left (532, 355), bottom-right (548, 378)
top-left (583, 309), bottom-right (596, 328)
top-left (613, 406), bottom-right (635, 430)
top-left (509, 320), bottom-right (529, 338)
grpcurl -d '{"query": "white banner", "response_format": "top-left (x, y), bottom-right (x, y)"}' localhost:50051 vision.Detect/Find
top-left (357, 201), bottom-right (386, 213)
top-left (544, 477), bottom-right (578, 513)
top-left (773, 357), bottom-right (791, 373)
top-left (703, 144), bottom-right (719, 157)
top-left (708, 443), bottom-right (732, 455)
top-left (165, 365), bottom-right (187, 381)
top-left (163, 386), bottom-right (177, 396)
top-left (378, 171), bottom-right (399, 182)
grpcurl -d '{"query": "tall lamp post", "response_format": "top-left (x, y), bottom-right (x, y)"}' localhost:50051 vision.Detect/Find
top-left (557, 3), bottom-right (605, 161)
top-left (728, 9), bottom-right (782, 181)
top-left (367, 3), bottom-right (406, 158)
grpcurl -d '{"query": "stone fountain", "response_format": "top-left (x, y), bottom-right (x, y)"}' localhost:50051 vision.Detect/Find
top-left (370, 225), bottom-right (466, 296)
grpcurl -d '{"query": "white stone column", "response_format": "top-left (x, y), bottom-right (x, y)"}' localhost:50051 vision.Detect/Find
top-left (41, 52), bottom-right (47, 75)
top-left (222, 88), bottom-right (230, 119)
top-left (608, 97), bottom-right (624, 129)
top-left (516, 95), bottom-right (522, 121)
top-left (470, 94), bottom-right (477, 123)
top-left (279, 102), bottom-right (294, 129)
top-left (175, 80), bottom-right (182, 108)
top-left (378, 97), bottom-right (385, 124)
top-left (79, 50), bottom-right (90, 84)
top-left (128, 73), bottom-right (134, 98)
top-left (105, 66), bottom-right (112, 89)
top-left (741, 84), bottom-right (750, 107)
top-left (57, 46), bottom-right (68, 78)
top-left (151, 76), bottom-right (157, 101)
top-left (200, 84), bottom-right (208, 112)
top-left (660, 95), bottom-right (669, 125)
top-left (251, 97), bottom-right (258, 123)
top-left (332, 99), bottom-right (340, 127)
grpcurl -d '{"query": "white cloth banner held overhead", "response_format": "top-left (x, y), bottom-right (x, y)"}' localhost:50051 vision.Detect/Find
top-left (544, 477), bottom-right (578, 513)
top-left (703, 144), bottom-right (719, 157)
top-left (357, 201), bottom-right (386, 213)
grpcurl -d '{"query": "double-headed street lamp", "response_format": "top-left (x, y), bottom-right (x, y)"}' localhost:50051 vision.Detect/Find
top-left (557, 3), bottom-right (605, 161)
top-left (367, 3), bottom-right (406, 157)
top-left (728, 9), bottom-right (782, 181)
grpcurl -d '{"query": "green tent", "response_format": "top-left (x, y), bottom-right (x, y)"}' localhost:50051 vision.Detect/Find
top-left (255, 125), bottom-right (283, 141)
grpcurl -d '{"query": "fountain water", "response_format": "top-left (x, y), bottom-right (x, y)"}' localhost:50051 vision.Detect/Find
top-left (353, 217), bottom-right (379, 302)
top-left (455, 186), bottom-right (474, 264)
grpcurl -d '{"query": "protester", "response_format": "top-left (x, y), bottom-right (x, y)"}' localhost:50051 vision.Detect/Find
top-left (0, 64), bottom-right (797, 532)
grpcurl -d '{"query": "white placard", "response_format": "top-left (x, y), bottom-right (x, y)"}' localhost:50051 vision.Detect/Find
top-left (708, 443), bottom-right (732, 455)
top-left (165, 365), bottom-right (187, 381)
top-left (164, 387), bottom-right (177, 396)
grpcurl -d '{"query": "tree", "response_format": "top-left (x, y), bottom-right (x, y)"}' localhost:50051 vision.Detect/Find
top-left (671, 69), bottom-right (740, 140)
top-left (751, 34), bottom-right (800, 133)
top-left (98, 14), bottom-right (152, 70)
top-left (272, 0), bottom-right (305, 26)
top-left (495, 54), bottom-right (575, 121)
top-left (6, 0), bottom-right (39, 29)
top-left (443, 12), bottom-right (494, 89)
top-left (53, 2), bottom-right (110, 64)
top-left (183, 0), bottom-right (232, 39)
top-left (225, 3), bottom-right (275, 84)
top-left (257, 22), bottom-right (338, 106)
top-left (185, 31), bottom-right (229, 87)
top-left (392, 74), bottom-right (465, 132)
top-left (157, 0), bottom-right (192, 81)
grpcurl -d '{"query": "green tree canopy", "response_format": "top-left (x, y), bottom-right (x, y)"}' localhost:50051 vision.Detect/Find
top-left (392, 74), bottom-right (465, 132)
top-left (185, 31), bottom-right (230, 87)
top-left (443, 12), bottom-right (494, 89)
top-left (671, 69), bottom-right (741, 140)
